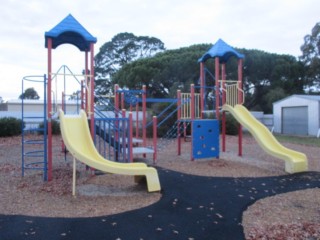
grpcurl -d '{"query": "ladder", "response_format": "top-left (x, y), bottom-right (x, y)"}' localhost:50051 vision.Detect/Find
top-left (21, 75), bottom-right (48, 180)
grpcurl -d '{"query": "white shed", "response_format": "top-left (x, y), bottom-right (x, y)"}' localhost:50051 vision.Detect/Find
top-left (0, 99), bottom-right (82, 130)
top-left (6, 99), bottom-right (81, 114)
top-left (273, 95), bottom-right (320, 136)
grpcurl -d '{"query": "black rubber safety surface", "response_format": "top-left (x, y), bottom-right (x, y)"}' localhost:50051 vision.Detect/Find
top-left (1, 168), bottom-right (320, 240)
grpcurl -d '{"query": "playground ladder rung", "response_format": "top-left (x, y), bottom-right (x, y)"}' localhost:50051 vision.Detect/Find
top-left (23, 116), bottom-right (45, 119)
top-left (24, 151), bottom-right (45, 157)
top-left (23, 140), bottom-right (45, 144)
top-left (24, 162), bottom-right (46, 170)
top-left (27, 127), bottom-right (45, 131)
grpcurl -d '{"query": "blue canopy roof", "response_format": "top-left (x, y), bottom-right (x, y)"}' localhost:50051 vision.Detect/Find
top-left (45, 14), bottom-right (97, 52)
top-left (198, 39), bottom-right (244, 63)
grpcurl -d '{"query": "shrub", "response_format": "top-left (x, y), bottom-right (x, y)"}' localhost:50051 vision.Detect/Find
top-left (0, 117), bottom-right (23, 137)
top-left (200, 111), bottom-right (239, 135)
top-left (51, 120), bottom-right (61, 135)
top-left (222, 113), bottom-right (239, 135)
top-left (38, 120), bottom-right (60, 135)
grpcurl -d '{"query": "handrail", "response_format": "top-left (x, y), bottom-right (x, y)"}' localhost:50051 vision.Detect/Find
top-left (180, 93), bottom-right (201, 119)
top-left (219, 80), bottom-right (244, 107)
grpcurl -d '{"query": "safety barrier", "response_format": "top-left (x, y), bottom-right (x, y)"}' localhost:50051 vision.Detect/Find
top-left (180, 92), bottom-right (201, 119)
top-left (220, 80), bottom-right (244, 107)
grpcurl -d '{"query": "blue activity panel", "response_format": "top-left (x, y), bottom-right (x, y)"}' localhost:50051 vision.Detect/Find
top-left (192, 120), bottom-right (219, 159)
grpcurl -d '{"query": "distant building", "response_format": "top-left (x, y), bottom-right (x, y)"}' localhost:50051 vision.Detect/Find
top-left (0, 99), bottom-right (81, 130)
top-left (273, 95), bottom-right (320, 136)
top-left (5, 99), bottom-right (80, 113)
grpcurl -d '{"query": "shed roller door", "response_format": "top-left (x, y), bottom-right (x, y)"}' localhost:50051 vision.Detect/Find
top-left (282, 106), bottom-right (308, 135)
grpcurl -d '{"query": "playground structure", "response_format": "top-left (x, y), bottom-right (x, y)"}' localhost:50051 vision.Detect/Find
top-left (21, 15), bottom-right (160, 186)
top-left (222, 105), bottom-right (308, 173)
top-left (111, 83), bottom-right (220, 161)
top-left (21, 15), bottom-right (308, 187)
top-left (59, 109), bottom-right (160, 193)
top-left (197, 39), bottom-right (308, 173)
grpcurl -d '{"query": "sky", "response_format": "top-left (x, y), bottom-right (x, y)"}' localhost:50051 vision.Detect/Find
top-left (0, 0), bottom-right (319, 100)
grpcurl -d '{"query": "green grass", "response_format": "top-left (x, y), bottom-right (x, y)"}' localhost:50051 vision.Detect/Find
top-left (273, 133), bottom-right (320, 147)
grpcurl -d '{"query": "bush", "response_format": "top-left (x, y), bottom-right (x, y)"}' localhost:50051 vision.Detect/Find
top-left (0, 117), bottom-right (23, 137)
top-left (202, 111), bottom-right (239, 135)
top-left (222, 113), bottom-right (239, 135)
top-left (51, 120), bottom-right (60, 135)
top-left (39, 120), bottom-right (60, 135)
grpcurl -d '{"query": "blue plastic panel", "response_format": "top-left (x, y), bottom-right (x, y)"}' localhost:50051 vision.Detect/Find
top-left (192, 120), bottom-right (219, 159)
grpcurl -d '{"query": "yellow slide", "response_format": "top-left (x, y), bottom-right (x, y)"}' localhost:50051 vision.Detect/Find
top-left (222, 104), bottom-right (308, 173)
top-left (59, 109), bottom-right (161, 192)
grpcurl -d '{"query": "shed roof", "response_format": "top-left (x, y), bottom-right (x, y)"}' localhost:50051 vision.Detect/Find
top-left (44, 14), bottom-right (97, 51)
top-left (273, 94), bottom-right (320, 105)
top-left (198, 38), bottom-right (244, 63)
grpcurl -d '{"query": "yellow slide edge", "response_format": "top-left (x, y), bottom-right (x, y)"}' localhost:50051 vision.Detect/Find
top-left (222, 104), bottom-right (308, 174)
top-left (59, 109), bottom-right (161, 192)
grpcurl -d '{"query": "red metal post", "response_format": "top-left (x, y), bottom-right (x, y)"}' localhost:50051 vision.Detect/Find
top-left (221, 63), bottom-right (226, 105)
top-left (215, 57), bottom-right (220, 120)
top-left (200, 62), bottom-right (205, 119)
top-left (191, 84), bottom-right (195, 120)
top-left (129, 112), bottom-right (133, 162)
top-left (153, 116), bottom-right (157, 164)
top-left (177, 90), bottom-right (181, 155)
top-left (47, 38), bottom-right (52, 181)
top-left (190, 84), bottom-right (195, 161)
top-left (238, 59), bottom-right (243, 156)
top-left (115, 85), bottom-right (119, 111)
top-left (222, 111), bottom-right (226, 152)
top-left (135, 102), bottom-right (139, 139)
top-left (122, 109), bottom-right (127, 161)
top-left (85, 86), bottom-right (88, 113)
top-left (85, 51), bottom-right (88, 112)
top-left (221, 63), bottom-right (226, 152)
top-left (80, 80), bottom-right (84, 110)
top-left (114, 85), bottom-right (119, 160)
top-left (142, 85), bottom-right (147, 150)
top-left (61, 92), bottom-right (66, 153)
top-left (238, 59), bottom-right (243, 104)
top-left (121, 92), bottom-right (125, 110)
top-left (89, 43), bottom-right (95, 139)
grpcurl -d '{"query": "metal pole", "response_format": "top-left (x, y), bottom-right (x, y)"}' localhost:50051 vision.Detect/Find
top-left (215, 57), bottom-right (220, 120)
top-left (47, 38), bottom-right (53, 181)
top-left (238, 59), bottom-right (243, 156)
top-left (222, 63), bottom-right (226, 152)
top-left (89, 43), bottom-right (95, 139)
top-left (142, 85), bottom-right (147, 152)
top-left (153, 116), bottom-right (157, 164)
top-left (200, 62), bottom-right (205, 118)
top-left (129, 112), bottom-right (133, 162)
top-left (177, 90), bottom-right (181, 156)
top-left (191, 84), bottom-right (195, 161)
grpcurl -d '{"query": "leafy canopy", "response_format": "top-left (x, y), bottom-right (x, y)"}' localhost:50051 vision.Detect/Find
top-left (112, 45), bottom-right (304, 113)
top-left (94, 32), bottom-right (165, 95)
top-left (19, 87), bottom-right (40, 100)
top-left (113, 44), bottom-right (210, 98)
top-left (299, 21), bottom-right (320, 92)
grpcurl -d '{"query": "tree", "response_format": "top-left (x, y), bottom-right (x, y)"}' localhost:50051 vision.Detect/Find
top-left (19, 87), bottom-right (40, 100)
top-left (113, 45), bottom-right (304, 113)
top-left (299, 21), bottom-right (320, 92)
top-left (94, 32), bottom-right (165, 95)
top-left (239, 49), bottom-right (305, 112)
top-left (112, 44), bottom-right (210, 99)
